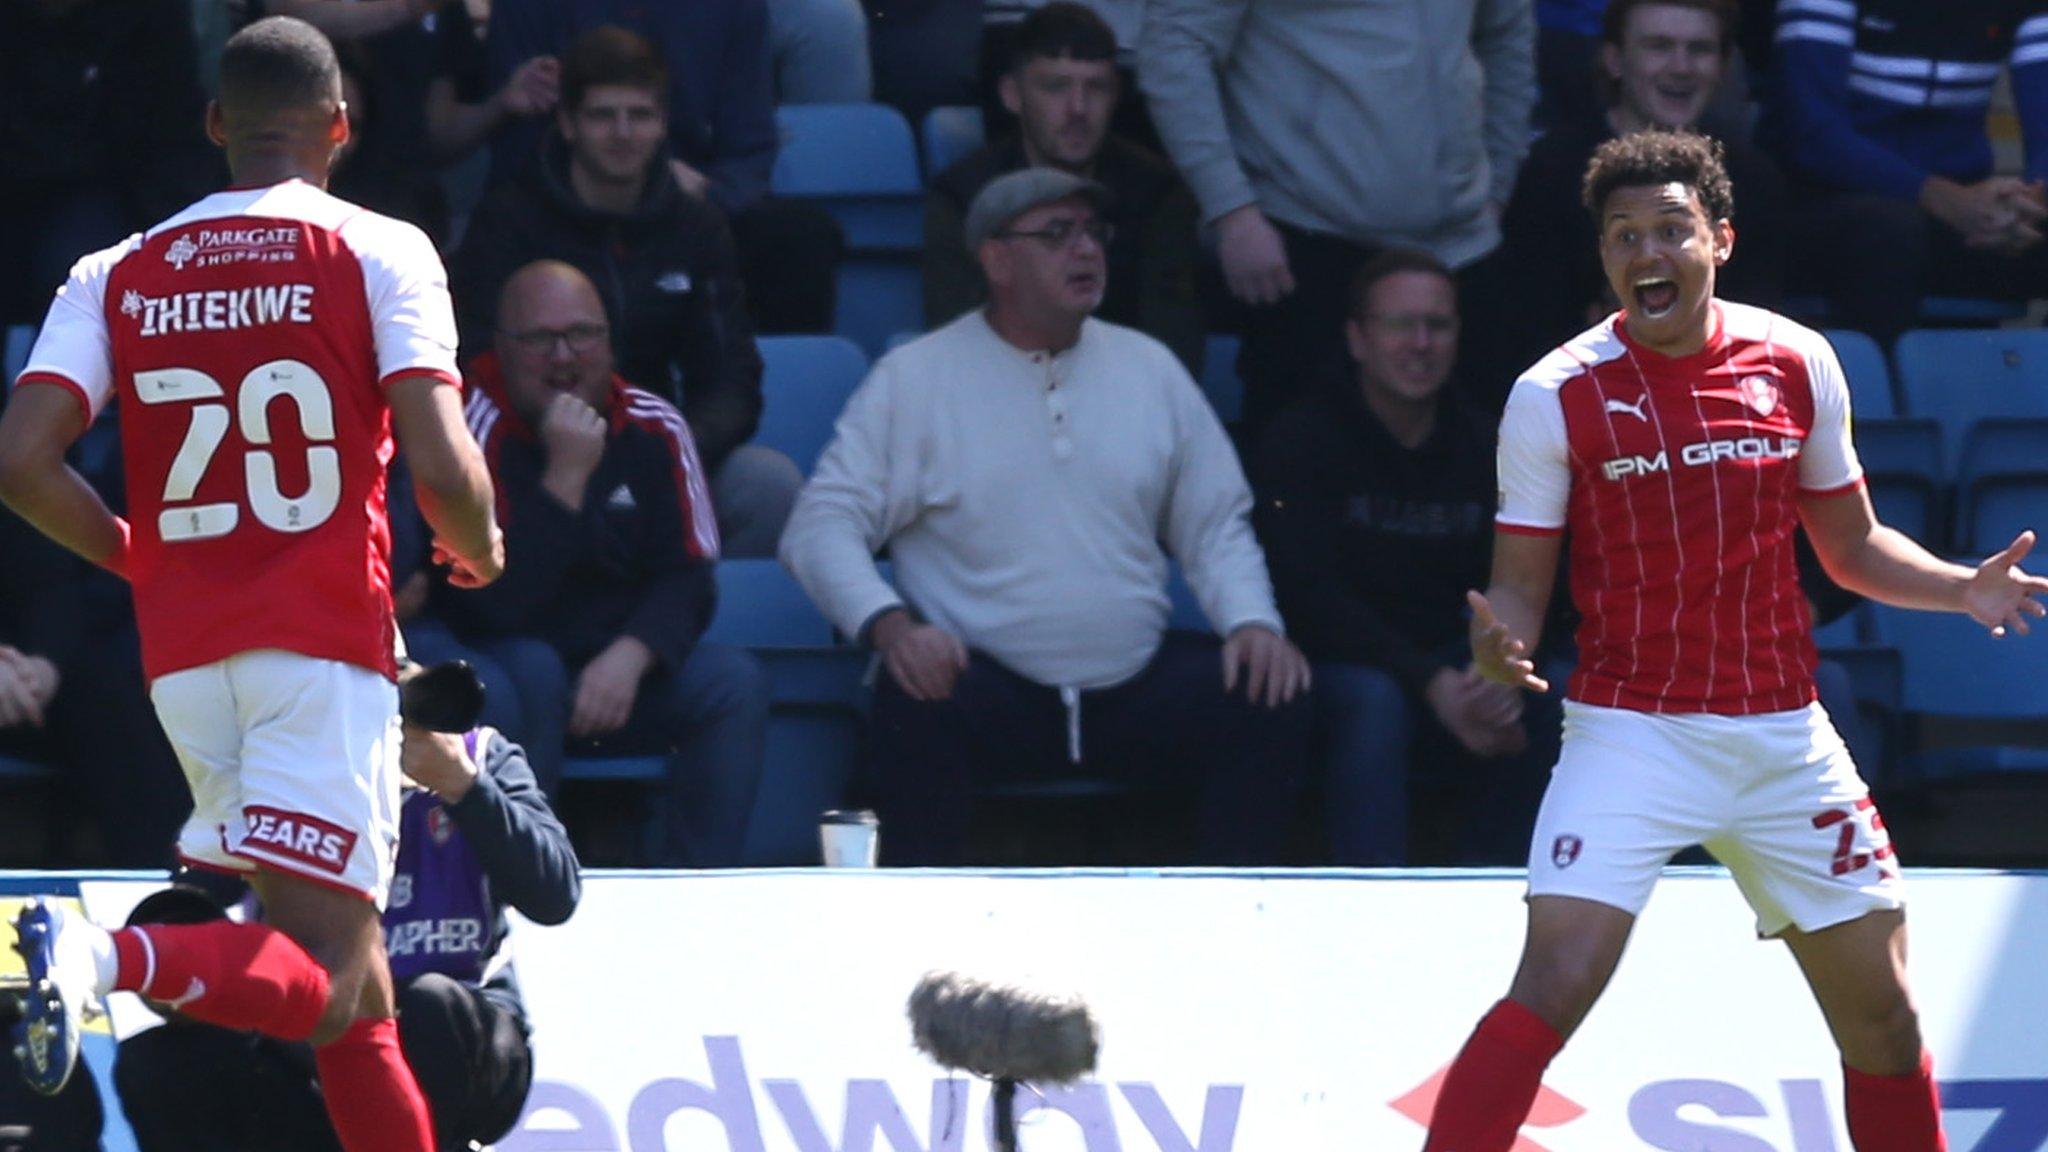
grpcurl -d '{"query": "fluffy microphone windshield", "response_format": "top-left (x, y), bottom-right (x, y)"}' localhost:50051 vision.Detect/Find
top-left (907, 971), bottom-right (1099, 1084)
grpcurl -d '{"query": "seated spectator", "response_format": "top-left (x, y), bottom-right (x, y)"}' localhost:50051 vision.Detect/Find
top-left (331, 49), bottom-right (449, 243)
top-left (454, 26), bottom-right (800, 557)
top-left (1255, 251), bottom-right (1555, 865)
top-left (782, 169), bottom-right (1312, 866)
top-left (0, 472), bottom-right (187, 868)
top-left (116, 691), bottom-right (582, 1152)
top-left (1501, 0), bottom-right (1786, 361)
top-left (925, 2), bottom-right (1204, 374)
top-left (422, 3), bottom-right (560, 170)
top-left (1761, 0), bottom-right (2048, 342)
top-left (0, 0), bottom-right (218, 327)
top-left (436, 261), bottom-right (769, 867)
top-left (479, 2), bottom-right (846, 334)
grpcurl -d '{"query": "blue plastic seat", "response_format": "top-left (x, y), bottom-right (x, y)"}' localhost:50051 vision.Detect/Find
top-left (4, 324), bottom-right (33, 384)
top-left (1853, 418), bottom-right (1944, 547)
top-left (1822, 328), bottom-right (1894, 418)
top-left (1892, 328), bottom-right (2048, 463)
top-left (1953, 418), bottom-right (2048, 553)
top-left (756, 335), bottom-right (869, 474)
top-left (1199, 333), bottom-right (1243, 425)
top-left (921, 105), bottom-right (986, 177)
top-left (1868, 605), bottom-right (2048, 775)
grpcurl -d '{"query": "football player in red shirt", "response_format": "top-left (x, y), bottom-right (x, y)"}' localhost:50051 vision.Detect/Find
top-left (0, 18), bottom-right (500, 1152)
top-left (1421, 130), bottom-right (2048, 1152)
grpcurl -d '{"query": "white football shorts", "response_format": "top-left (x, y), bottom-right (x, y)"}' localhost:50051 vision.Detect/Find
top-left (152, 650), bottom-right (402, 907)
top-left (1526, 700), bottom-right (1905, 936)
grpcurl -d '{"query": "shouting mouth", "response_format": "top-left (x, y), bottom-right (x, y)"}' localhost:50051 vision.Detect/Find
top-left (1634, 276), bottom-right (1680, 318)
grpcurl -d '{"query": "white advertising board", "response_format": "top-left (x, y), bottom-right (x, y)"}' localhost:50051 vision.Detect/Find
top-left (82, 869), bottom-right (2048, 1152)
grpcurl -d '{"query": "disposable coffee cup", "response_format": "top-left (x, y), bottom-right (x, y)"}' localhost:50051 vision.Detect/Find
top-left (819, 809), bottom-right (880, 868)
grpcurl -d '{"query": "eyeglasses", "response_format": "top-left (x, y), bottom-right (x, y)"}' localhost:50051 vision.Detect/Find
top-left (1363, 313), bottom-right (1459, 339)
top-left (996, 219), bottom-right (1115, 249)
top-left (501, 322), bottom-right (610, 355)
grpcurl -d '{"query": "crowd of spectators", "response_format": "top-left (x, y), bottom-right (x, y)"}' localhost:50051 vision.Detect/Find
top-left (2, 0), bottom-right (2043, 871)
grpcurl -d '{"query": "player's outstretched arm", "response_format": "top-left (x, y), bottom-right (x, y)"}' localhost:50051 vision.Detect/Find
top-left (0, 383), bottom-right (131, 576)
top-left (389, 373), bottom-right (502, 588)
top-left (1468, 530), bottom-right (1562, 692)
top-left (1800, 487), bottom-right (2048, 636)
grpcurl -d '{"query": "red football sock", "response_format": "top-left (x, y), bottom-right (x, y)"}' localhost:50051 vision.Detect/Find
top-left (315, 1016), bottom-right (437, 1152)
top-left (1422, 999), bottom-right (1567, 1152)
top-left (1845, 1051), bottom-right (1947, 1152)
top-left (112, 921), bottom-right (330, 1040)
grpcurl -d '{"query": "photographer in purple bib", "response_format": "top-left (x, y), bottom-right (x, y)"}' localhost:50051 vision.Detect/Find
top-left (112, 663), bottom-right (583, 1152)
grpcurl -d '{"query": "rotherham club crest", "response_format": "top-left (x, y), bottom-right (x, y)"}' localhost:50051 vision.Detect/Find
top-left (1552, 834), bottom-right (1584, 868)
top-left (1738, 374), bottom-right (1780, 417)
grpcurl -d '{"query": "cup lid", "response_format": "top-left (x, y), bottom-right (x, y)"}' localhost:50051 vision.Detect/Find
top-left (819, 809), bottom-right (879, 825)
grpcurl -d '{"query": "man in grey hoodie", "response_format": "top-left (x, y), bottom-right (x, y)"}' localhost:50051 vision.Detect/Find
top-left (1139, 0), bottom-right (1536, 432)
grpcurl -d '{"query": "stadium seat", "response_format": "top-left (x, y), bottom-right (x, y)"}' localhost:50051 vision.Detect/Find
top-left (1954, 418), bottom-right (2048, 553)
top-left (1853, 418), bottom-right (1944, 547)
top-left (921, 105), bottom-right (986, 177)
top-left (3, 324), bottom-right (32, 383)
top-left (1918, 296), bottom-right (2027, 325)
top-left (1868, 605), bottom-right (2048, 775)
top-left (756, 335), bottom-right (869, 473)
top-left (1892, 328), bottom-right (2048, 462)
top-left (1822, 328), bottom-right (1894, 418)
top-left (708, 559), bottom-right (870, 865)
top-left (1200, 334), bottom-right (1243, 425)
top-left (772, 104), bottom-right (927, 355)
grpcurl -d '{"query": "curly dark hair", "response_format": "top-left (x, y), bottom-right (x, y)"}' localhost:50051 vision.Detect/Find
top-left (1581, 129), bottom-right (1735, 223)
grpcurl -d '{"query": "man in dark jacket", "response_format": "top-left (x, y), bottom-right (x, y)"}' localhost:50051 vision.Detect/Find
top-left (923, 3), bottom-right (1204, 374)
top-left (1255, 250), bottom-right (1556, 866)
top-left (115, 694), bottom-right (583, 1152)
top-left (454, 25), bottom-right (799, 557)
top-left (439, 261), bottom-right (768, 867)
top-left (478, 1), bottom-right (844, 334)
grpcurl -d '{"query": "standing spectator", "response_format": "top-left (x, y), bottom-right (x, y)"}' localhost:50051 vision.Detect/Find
top-left (782, 169), bottom-right (1312, 866)
top-left (438, 261), bottom-right (769, 866)
top-left (0, 0), bottom-right (219, 326)
top-left (454, 26), bottom-right (798, 557)
top-left (480, 2), bottom-right (845, 333)
top-left (1501, 0), bottom-right (1786, 358)
top-left (925, 3), bottom-right (1205, 374)
top-left (767, 0), bottom-right (872, 102)
top-left (1760, 0), bottom-right (2048, 343)
top-left (1256, 251), bottom-right (1557, 866)
top-left (1139, 0), bottom-right (1537, 433)
top-left (117, 697), bottom-right (582, 1152)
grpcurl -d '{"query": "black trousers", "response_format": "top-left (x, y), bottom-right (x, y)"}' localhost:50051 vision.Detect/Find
top-left (866, 631), bottom-right (1312, 865)
top-left (1787, 187), bottom-right (2048, 344)
top-left (115, 974), bottom-right (531, 1152)
top-left (1235, 222), bottom-right (1520, 439)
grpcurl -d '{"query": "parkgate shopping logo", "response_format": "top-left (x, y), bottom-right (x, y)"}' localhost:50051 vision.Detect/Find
top-left (1389, 1065), bottom-right (2048, 1151)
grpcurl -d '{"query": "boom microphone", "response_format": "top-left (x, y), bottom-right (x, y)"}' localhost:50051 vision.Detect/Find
top-left (907, 969), bottom-right (1099, 1084)
top-left (907, 970), bottom-right (1100, 1152)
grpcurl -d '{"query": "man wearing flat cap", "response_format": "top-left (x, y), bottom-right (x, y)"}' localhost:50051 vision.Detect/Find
top-left (782, 167), bottom-right (1312, 866)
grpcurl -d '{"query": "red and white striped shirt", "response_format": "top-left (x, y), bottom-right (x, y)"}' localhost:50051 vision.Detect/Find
top-left (18, 180), bottom-right (460, 682)
top-left (1496, 301), bottom-right (1863, 715)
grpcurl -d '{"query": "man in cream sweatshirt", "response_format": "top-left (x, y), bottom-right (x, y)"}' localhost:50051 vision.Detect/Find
top-left (781, 168), bottom-right (1312, 865)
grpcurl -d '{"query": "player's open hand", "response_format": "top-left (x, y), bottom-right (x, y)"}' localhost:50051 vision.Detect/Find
top-left (1221, 625), bottom-right (1311, 709)
top-left (1467, 590), bottom-right (1550, 692)
top-left (1963, 530), bottom-right (2048, 637)
top-left (436, 525), bottom-right (505, 589)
